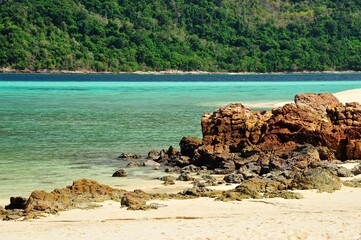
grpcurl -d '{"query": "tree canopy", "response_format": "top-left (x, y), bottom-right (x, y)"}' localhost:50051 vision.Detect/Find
top-left (0, 0), bottom-right (360, 72)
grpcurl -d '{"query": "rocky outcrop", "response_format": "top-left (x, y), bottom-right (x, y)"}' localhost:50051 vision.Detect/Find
top-left (1, 179), bottom-right (127, 220)
top-left (178, 93), bottom-right (361, 171)
top-left (201, 103), bottom-right (271, 154)
top-left (24, 179), bottom-right (125, 216)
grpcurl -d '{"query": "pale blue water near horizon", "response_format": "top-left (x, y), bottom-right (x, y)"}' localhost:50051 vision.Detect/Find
top-left (1, 73), bottom-right (361, 201)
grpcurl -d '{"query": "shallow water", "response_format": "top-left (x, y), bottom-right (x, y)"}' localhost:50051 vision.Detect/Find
top-left (1, 73), bottom-right (361, 200)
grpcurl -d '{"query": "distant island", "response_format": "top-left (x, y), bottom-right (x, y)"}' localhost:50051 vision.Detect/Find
top-left (1, 0), bottom-right (360, 73)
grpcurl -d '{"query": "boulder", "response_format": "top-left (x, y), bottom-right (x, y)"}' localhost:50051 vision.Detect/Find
top-left (181, 164), bottom-right (201, 173)
top-left (290, 168), bottom-right (342, 193)
top-left (147, 150), bottom-right (161, 160)
top-left (127, 161), bottom-right (141, 167)
top-left (121, 190), bottom-right (149, 210)
top-left (181, 187), bottom-right (212, 197)
top-left (5, 197), bottom-right (27, 210)
top-left (112, 169), bottom-right (127, 177)
top-left (223, 174), bottom-right (244, 183)
top-left (167, 146), bottom-right (179, 157)
top-left (351, 163), bottom-right (361, 175)
top-left (310, 162), bottom-right (354, 177)
top-left (177, 173), bottom-right (195, 181)
top-left (168, 155), bottom-right (190, 167)
top-left (179, 137), bottom-right (202, 157)
top-left (159, 175), bottom-right (176, 185)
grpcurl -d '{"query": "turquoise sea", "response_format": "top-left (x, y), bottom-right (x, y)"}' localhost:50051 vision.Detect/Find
top-left (1, 73), bottom-right (361, 200)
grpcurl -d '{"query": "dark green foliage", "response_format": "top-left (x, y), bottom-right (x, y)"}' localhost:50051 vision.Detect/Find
top-left (0, 0), bottom-right (360, 72)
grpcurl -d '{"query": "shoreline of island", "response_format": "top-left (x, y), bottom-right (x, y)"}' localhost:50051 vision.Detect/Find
top-left (1, 67), bottom-right (360, 75)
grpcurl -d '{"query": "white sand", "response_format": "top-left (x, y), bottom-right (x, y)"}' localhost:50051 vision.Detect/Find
top-left (334, 88), bottom-right (361, 104)
top-left (247, 88), bottom-right (361, 109)
top-left (1, 186), bottom-right (361, 240)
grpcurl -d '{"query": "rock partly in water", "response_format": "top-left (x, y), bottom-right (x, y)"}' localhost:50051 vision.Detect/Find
top-left (119, 153), bottom-right (142, 159)
top-left (127, 161), bottom-right (141, 167)
top-left (112, 169), bottom-right (127, 177)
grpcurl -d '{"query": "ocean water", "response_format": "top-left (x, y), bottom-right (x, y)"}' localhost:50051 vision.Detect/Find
top-left (1, 73), bottom-right (361, 200)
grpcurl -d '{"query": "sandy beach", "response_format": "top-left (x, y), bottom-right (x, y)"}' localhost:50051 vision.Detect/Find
top-left (1, 88), bottom-right (361, 240)
top-left (334, 88), bottom-right (361, 104)
top-left (1, 185), bottom-right (361, 240)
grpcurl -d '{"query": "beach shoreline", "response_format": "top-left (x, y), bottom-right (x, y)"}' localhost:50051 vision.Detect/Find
top-left (1, 85), bottom-right (361, 239)
top-left (1, 67), bottom-right (360, 75)
top-left (1, 184), bottom-right (361, 239)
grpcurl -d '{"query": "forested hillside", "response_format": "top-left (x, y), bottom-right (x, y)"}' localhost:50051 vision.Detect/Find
top-left (1, 0), bottom-right (360, 72)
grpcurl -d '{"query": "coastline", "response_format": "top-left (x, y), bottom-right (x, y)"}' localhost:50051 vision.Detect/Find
top-left (1, 84), bottom-right (361, 239)
top-left (0, 67), bottom-right (360, 75)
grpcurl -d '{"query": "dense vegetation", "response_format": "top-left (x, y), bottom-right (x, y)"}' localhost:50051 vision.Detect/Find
top-left (1, 0), bottom-right (361, 72)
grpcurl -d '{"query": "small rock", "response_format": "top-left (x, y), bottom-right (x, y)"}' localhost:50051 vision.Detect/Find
top-left (177, 173), bottom-right (195, 181)
top-left (147, 150), bottom-right (160, 160)
top-left (201, 175), bottom-right (217, 182)
top-left (193, 180), bottom-right (206, 188)
top-left (310, 162), bottom-right (354, 177)
top-left (351, 164), bottom-right (361, 175)
top-left (4, 214), bottom-right (23, 221)
top-left (143, 159), bottom-right (161, 167)
top-left (165, 166), bottom-right (181, 173)
top-left (343, 179), bottom-right (361, 188)
top-left (149, 203), bottom-right (168, 209)
top-left (317, 146), bottom-right (336, 161)
top-left (238, 168), bottom-right (257, 180)
top-left (163, 180), bottom-right (175, 185)
top-left (121, 192), bottom-right (147, 210)
top-left (223, 174), bottom-right (244, 183)
top-left (159, 176), bottom-right (176, 182)
top-left (336, 167), bottom-right (354, 177)
top-left (290, 168), bottom-right (342, 193)
top-left (112, 169), bottom-right (127, 177)
top-left (119, 153), bottom-right (142, 159)
top-left (127, 161), bottom-right (141, 167)
top-left (167, 146), bottom-right (179, 157)
top-left (181, 165), bottom-right (200, 173)
top-left (5, 197), bottom-right (27, 210)
top-left (179, 137), bottom-right (202, 158)
top-left (182, 187), bottom-right (212, 196)
top-left (213, 168), bottom-right (234, 175)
